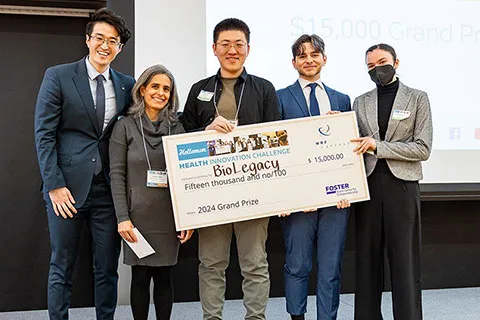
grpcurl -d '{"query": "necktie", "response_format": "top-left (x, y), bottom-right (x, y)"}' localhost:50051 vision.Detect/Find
top-left (308, 82), bottom-right (320, 116)
top-left (94, 75), bottom-right (105, 175)
top-left (95, 75), bottom-right (106, 133)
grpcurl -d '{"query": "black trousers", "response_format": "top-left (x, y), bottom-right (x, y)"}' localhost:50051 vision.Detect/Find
top-left (354, 169), bottom-right (423, 320)
top-left (47, 174), bottom-right (120, 320)
top-left (130, 265), bottom-right (173, 320)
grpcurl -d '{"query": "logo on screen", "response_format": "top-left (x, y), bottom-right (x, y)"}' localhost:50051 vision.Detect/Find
top-left (449, 127), bottom-right (461, 140)
top-left (475, 128), bottom-right (480, 140)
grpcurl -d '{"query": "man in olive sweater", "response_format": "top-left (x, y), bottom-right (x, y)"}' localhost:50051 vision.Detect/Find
top-left (181, 18), bottom-right (280, 320)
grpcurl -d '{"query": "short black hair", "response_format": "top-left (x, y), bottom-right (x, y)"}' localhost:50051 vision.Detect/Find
top-left (86, 8), bottom-right (131, 45)
top-left (365, 43), bottom-right (397, 62)
top-left (292, 34), bottom-right (325, 58)
top-left (213, 18), bottom-right (250, 43)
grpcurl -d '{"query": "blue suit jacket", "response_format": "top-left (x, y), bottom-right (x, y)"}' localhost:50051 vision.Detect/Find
top-left (277, 80), bottom-right (351, 120)
top-left (35, 58), bottom-right (135, 207)
top-left (277, 80), bottom-right (351, 214)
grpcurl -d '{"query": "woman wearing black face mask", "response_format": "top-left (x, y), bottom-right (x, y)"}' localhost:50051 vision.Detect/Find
top-left (350, 44), bottom-right (433, 320)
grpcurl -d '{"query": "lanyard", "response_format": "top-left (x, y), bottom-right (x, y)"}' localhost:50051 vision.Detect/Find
top-left (212, 78), bottom-right (246, 122)
top-left (139, 115), bottom-right (170, 171)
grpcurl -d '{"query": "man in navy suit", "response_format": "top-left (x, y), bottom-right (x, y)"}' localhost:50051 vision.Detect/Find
top-left (277, 34), bottom-right (351, 320)
top-left (34, 9), bottom-right (134, 320)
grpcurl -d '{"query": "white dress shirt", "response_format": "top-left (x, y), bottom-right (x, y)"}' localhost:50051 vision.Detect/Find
top-left (85, 57), bottom-right (117, 131)
top-left (298, 77), bottom-right (331, 115)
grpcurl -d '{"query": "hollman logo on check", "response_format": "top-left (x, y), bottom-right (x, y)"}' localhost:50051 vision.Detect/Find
top-left (177, 141), bottom-right (209, 161)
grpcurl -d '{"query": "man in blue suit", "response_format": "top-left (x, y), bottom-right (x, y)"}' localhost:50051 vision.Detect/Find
top-left (277, 34), bottom-right (351, 320)
top-left (34, 9), bottom-right (134, 320)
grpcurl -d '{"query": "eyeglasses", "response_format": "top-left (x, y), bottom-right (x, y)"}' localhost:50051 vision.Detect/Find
top-left (215, 41), bottom-right (247, 52)
top-left (89, 35), bottom-right (121, 48)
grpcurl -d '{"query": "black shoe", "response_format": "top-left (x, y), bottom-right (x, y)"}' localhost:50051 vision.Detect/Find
top-left (291, 315), bottom-right (305, 320)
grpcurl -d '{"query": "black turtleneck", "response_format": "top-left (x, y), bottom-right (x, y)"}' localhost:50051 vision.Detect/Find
top-left (373, 79), bottom-right (399, 173)
top-left (377, 79), bottom-right (399, 140)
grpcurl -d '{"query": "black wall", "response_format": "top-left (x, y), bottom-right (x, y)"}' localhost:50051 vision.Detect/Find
top-left (0, 13), bottom-right (94, 312)
top-left (0, 2), bottom-right (479, 312)
top-left (107, 0), bottom-right (134, 76)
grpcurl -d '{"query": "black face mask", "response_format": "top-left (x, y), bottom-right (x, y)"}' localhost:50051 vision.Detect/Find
top-left (368, 64), bottom-right (396, 87)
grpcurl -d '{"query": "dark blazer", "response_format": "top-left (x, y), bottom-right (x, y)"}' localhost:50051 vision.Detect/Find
top-left (35, 58), bottom-right (135, 208)
top-left (277, 80), bottom-right (350, 119)
top-left (181, 69), bottom-right (280, 132)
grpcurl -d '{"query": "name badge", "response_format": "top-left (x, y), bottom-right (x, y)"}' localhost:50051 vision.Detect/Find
top-left (392, 110), bottom-right (411, 120)
top-left (147, 170), bottom-right (168, 188)
top-left (197, 90), bottom-right (214, 102)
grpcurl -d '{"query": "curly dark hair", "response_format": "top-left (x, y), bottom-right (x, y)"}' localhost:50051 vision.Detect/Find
top-left (86, 8), bottom-right (132, 45)
top-left (291, 34), bottom-right (325, 58)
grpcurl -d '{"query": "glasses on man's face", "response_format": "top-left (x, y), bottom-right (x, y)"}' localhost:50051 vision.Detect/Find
top-left (216, 41), bottom-right (247, 52)
top-left (89, 35), bottom-right (121, 48)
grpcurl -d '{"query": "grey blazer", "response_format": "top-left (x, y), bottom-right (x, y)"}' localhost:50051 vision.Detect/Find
top-left (353, 81), bottom-right (433, 181)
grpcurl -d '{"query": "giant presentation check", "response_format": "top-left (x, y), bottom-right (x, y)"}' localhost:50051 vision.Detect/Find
top-left (163, 111), bottom-right (369, 230)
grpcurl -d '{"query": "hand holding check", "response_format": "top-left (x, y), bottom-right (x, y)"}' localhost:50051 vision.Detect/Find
top-left (351, 129), bottom-right (379, 155)
top-left (206, 115), bottom-right (235, 133)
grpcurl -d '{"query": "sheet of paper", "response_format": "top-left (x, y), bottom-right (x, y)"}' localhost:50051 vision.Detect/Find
top-left (124, 228), bottom-right (155, 259)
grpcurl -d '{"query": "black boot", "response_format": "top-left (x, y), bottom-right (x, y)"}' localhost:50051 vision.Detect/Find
top-left (291, 315), bottom-right (305, 320)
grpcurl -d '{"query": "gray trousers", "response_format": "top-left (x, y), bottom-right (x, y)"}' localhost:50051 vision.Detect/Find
top-left (198, 217), bottom-right (270, 320)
